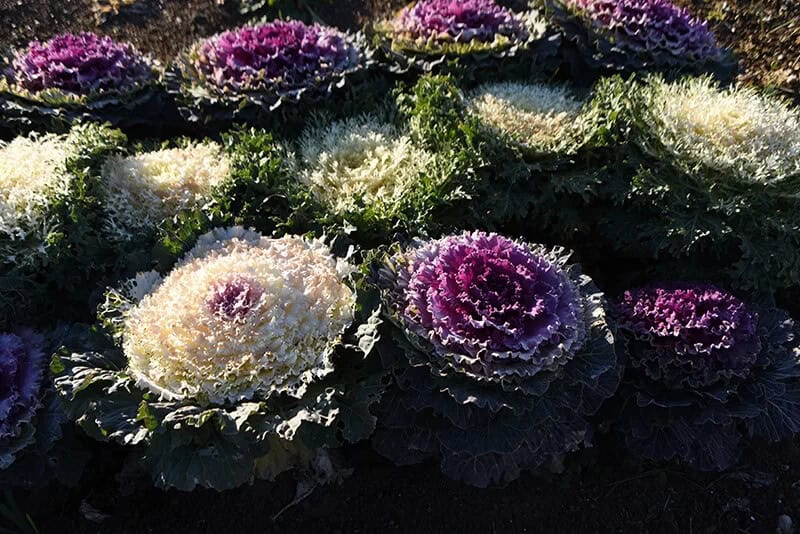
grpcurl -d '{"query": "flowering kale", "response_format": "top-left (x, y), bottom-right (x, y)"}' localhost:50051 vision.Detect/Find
top-left (467, 81), bottom-right (591, 159)
top-left (0, 330), bottom-right (45, 470)
top-left (0, 124), bottom-right (127, 325)
top-left (100, 140), bottom-right (232, 243)
top-left (0, 329), bottom-right (85, 488)
top-left (296, 113), bottom-right (462, 242)
top-left (374, 231), bottom-right (620, 487)
top-left (0, 33), bottom-right (160, 132)
top-left (393, 0), bottom-right (528, 44)
top-left (299, 115), bottom-right (434, 217)
top-left (614, 283), bottom-right (800, 470)
top-left (166, 20), bottom-right (374, 127)
top-left (9, 33), bottom-right (153, 95)
top-left (54, 227), bottom-right (384, 491)
top-left (547, 0), bottom-right (732, 80)
top-left (596, 75), bottom-right (800, 292)
top-left (374, 0), bottom-right (555, 75)
top-left (636, 76), bottom-right (800, 186)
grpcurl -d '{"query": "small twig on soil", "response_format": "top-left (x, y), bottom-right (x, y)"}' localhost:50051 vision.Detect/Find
top-left (604, 468), bottom-right (666, 496)
top-left (271, 485), bottom-right (316, 522)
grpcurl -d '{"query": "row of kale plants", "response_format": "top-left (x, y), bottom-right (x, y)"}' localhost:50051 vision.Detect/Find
top-left (1, 0), bottom-right (800, 493)
top-left (0, 0), bottom-right (737, 136)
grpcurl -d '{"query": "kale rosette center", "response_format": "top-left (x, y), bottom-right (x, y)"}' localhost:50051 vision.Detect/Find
top-left (205, 276), bottom-right (264, 322)
top-left (402, 232), bottom-right (586, 379)
top-left (617, 283), bottom-right (761, 389)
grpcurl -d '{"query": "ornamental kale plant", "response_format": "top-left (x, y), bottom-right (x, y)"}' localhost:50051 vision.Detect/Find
top-left (54, 227), bottom-right (384, 491)
top-left (0, 124), bottom-right (126, 326)
top-left (547, 0), bottom-right (734, 81)
top-left (100, 140), bottom-right (233, 244)
top-left (466, 81), bottom-right (598, 161)
top-left (614, 283), bottom-right (800, 471)
top-left (635, 76), bottom-right (800, 185)
top-left (0, 329), bottom-right (86, 488)
top-left (0, 32), bottom-right (161, 133)
top-left (374, 0), bottom-right (556, 78)
top-left (373, 231), bottom-right (620, 487)
top-left (597, 75), bottom-right (800, 291)
top-left (0, 330), bottom-right (46, 471)
top-left (297, 112), bottom-right (472, 244)
top-left (299, 114), bottom-right (434, 218)
top-left (166, 20), bottom-right (375, 127)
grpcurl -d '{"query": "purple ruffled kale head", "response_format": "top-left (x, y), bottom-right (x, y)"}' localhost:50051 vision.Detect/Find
top-left (0, 330), bottom-right (45, 443)
top-left (616, 283), bottom-right (761, 389)
top-left (398, 231), bottom-right (585, 380)
top-left (193, 20), bottom-right (362, 94)
top-left (9, 32), bottom-right (153, 95)
top-left (566, 0), bottom-right (720, 64)
top-left (392, 0), bottom-right (527, 43)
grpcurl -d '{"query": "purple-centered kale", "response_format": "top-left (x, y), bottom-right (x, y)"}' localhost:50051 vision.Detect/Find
top-left (8, 32), bottom-right (154, 95)
top-left (614, 282), bottom-right (800, 471)
top-left (391, 0), bottom-right (528, 43)
top-left (166, 19), bottom-right (372, 125)
top-left (617, 283), bottom-right (761, 389)
top-left (401, 231), bottom-right (585, 380)
top-left (0, 330), bottom-right (45, 469)
top-left (193, 21), bottom-right (362, 94)
top-left (549, 0), bottom-right (725, 75)
top-left (374, 231), bottom-right (620, 487)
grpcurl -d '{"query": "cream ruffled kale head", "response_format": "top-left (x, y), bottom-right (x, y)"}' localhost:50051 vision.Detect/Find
top-left (100, 141), bottom-right (231, 241)
top-left (298, 115), bottom-right (434, 215)
top-left (467, 81), bottom-right (586, 152)
top-left (642, 76), bottom-right (800, 184)
top-left (0, 133), bottom-right (71, 242)
top-left (121, 227), bottom-right (356, 405)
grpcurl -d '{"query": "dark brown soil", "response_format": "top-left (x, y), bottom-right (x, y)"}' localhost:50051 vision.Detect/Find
top-left (9, 438), bottom-right (800, 533)
top-left (676, 0), bottom-right (800, 99)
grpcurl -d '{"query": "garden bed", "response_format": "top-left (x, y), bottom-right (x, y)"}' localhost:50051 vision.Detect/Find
top-left (1, 1), bottom-right (799, 533)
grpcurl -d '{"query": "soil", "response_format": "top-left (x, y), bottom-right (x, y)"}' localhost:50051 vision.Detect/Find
top-left (676, 0), bottom-right (800, 100)
top-left (1, 1), bottom-right (799, 532)
top-left (7, 436), bottom-right (799, 533)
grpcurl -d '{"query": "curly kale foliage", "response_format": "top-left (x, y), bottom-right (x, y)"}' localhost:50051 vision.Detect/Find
top-left (593, 76), bottom-right (800, 292)
top-left (0, 124), bottom-right (128, 327)
top-left (546, 0), bottom-right (736, 83)
top-left (0, 33), bottom-right (164, 134)
top-left (153, 128), bottom-right (316, 269)
top-left (372, 232), bottom-right (621, 487)
top-left (395, 75), bottom-right (535, 232)
top-left (613, 283), bottom-right (800, 471)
